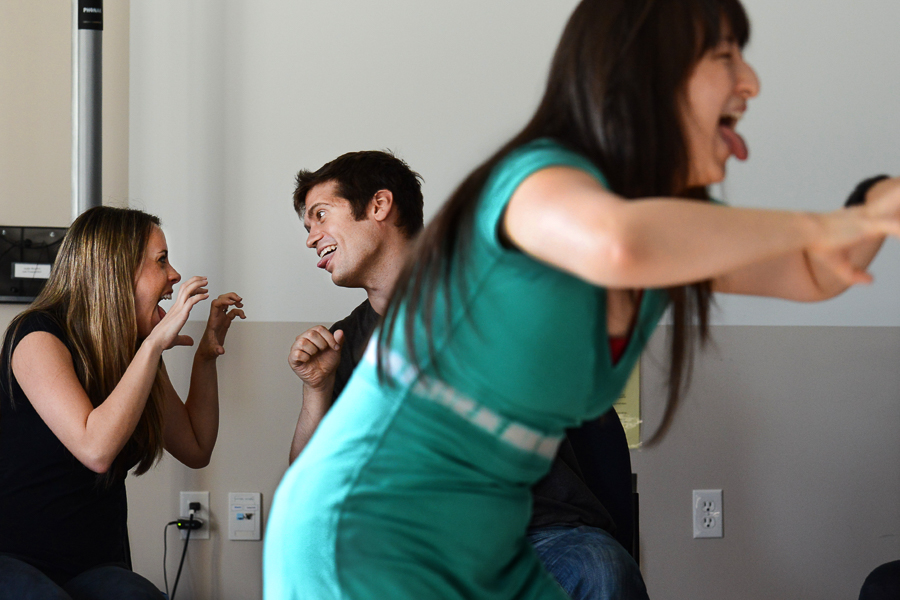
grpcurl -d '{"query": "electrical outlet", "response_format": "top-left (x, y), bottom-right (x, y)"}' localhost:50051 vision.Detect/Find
top-left (179, 491), bottom-right (210, 540)
top-left (693, 489), bottom-right (723, 538)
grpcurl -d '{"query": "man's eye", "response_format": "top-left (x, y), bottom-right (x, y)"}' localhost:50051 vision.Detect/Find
top-left (317, 210), bottom-right (326, 219)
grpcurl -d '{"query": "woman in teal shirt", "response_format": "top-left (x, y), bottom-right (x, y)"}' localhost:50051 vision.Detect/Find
top-left (265, 1), bottom-right (900, 598)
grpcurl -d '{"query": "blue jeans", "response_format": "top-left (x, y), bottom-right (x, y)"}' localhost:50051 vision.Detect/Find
top-left (528, 526), bottom-right (649, 600)
top-left (0, 555), bottom-right (163, 600)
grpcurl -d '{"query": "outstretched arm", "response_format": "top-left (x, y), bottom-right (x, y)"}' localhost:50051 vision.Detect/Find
top-left (163, 292), bottom-right (245, 468)
top-left (714, 177), bottom-right (900, 300)
top-left (288, 326), bottom-right (344, 463)
top-left (503, 167), bottom-right (900, 297)
top-left (12, 277), bottom-right (210, 474)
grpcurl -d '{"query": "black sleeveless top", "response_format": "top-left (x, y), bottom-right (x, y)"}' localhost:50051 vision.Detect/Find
top-left (0, 312), bottom-right (130, 585)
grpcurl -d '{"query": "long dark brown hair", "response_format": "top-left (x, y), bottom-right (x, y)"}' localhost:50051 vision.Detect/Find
top-left (2, 207), bottom-right (168, 482)
top-left (380, 0), bottom-right (750, 444)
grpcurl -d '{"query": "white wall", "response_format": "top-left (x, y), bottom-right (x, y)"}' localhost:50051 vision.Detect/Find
top-left (130, 0), bottom-right (900, 327)
top-left (128, 0), bottom-right (580, 322)
top-left (3, 1), bottom-right (896, 598)
top-left (125, 1), bottom-right (900, 598)
top-left (715, 0), bottom-right (900, 325)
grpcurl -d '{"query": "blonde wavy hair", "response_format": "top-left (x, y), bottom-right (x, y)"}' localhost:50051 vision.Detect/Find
top-left (3, 206), bottom-right (167, 482)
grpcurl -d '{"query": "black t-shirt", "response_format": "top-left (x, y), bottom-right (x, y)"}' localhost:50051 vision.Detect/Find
top-left (327, 298), bottom-right (632, 546)
top-left (329, 299), bottom-right (380, 400)
top-left (529, 409), bottom-right (634, 551)
top-left (0, 312), bottom-right (130, 585)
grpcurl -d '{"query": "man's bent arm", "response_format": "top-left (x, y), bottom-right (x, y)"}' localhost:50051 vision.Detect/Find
top-left (289, 379), bottom-right (335, 464)
top-left (287, 325), bottom-right (343, 464)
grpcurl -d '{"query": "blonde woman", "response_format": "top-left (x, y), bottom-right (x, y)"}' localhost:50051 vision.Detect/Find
top-left (0, 206), bottom-right (244, 599)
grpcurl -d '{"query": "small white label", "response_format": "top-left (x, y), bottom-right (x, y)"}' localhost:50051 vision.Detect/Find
top-left (228, 492), bottom-right (262, 541)
top-left (12, 263), bottom-right (51, 279)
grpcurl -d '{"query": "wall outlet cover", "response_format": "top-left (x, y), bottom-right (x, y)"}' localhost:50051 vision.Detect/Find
top-left (179, 491), bottom-right (210, 540)
top-left (693, 489), bottom-right (723, 539)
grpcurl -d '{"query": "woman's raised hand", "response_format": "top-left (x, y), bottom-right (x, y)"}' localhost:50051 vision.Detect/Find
top-left (145, 276), bottom-right (210, 351)
top-left (196, 293), bottom-right (246, 361)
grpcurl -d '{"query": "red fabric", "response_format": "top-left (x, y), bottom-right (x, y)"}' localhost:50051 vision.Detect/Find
top-left (608, 291), bottom-right (643, 365)
top-left (609, 336), bottom-right (628, 365)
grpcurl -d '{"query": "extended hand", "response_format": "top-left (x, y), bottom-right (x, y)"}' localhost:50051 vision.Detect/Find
top-left (146, 276), bottom-right (210, 350)
top-left (288, 326), bottom-right (344, 391)
top-left (807, 199), bottom-right (900, 286)
top-left (861, 177), bottom-right (900, 221)
top-left (197, 292), bottom-right (246, 361)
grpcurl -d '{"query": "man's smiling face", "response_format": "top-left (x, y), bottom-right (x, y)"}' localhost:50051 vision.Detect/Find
top-left (303, 180), bottom-right (383, 289)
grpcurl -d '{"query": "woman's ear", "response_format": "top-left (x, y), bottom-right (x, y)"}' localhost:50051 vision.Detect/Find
top-left (370, 189), bottom-right (395, 223)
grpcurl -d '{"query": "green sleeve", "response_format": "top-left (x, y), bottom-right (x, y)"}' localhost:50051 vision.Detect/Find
top-left (474, 139), bottom-right (610, 255)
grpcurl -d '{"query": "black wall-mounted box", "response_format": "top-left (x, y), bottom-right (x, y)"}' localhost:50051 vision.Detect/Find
top-left (0, 226), bottom-right (67, 304)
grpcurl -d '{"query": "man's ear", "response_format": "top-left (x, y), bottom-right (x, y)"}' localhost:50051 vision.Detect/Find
top-left (370, 189), bottom-right (394, 223)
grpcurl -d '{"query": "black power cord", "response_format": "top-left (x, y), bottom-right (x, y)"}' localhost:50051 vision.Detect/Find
top-left (163, 503), bottom-right (203, 600)
top-left (170, 513), bottom-right (193, 600)
top-left (163, 521), bottom-right (178, 596)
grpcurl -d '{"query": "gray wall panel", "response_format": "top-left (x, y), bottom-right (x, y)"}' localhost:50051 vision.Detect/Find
top-left (121, 323), bottom-right (900, 598)
top-left (634, 325), bottom-right (900, 599)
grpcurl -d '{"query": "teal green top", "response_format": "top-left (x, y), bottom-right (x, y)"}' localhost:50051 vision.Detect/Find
top-left (264, 138), bottom-right (671, 600)
top-left (398, 138), bottom-right (670, 434)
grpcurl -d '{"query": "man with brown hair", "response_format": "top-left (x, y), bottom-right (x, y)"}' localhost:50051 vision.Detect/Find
top-left (287, 150), bottom-right (424, 461)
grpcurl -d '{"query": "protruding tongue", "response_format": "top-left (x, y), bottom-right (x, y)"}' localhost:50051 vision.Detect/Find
top-left (719, 124), bottom-right (748, 161)
top-left (157, 305), bottom-right (167, 320)
top-left (317, 252), bottom-right (332, 270)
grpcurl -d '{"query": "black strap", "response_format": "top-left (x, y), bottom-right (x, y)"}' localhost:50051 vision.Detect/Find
top-left (844, 175), bottom-right (890, 207)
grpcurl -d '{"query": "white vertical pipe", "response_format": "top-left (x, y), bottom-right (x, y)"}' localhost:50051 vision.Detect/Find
top-left (71, 0), bottom-right (103, 222)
